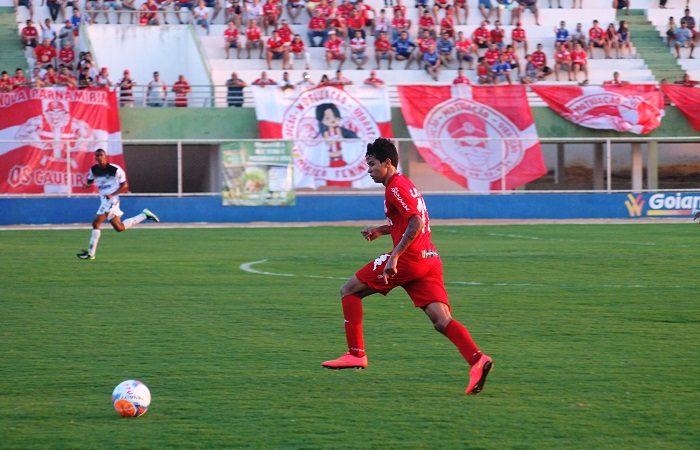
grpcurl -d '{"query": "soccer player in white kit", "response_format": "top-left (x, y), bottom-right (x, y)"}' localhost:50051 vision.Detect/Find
top-left (77, 148), bottom-right (160, 260)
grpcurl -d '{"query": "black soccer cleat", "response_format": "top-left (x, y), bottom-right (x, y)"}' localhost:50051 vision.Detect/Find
top-left (76, 250), bottom-right (95, 260)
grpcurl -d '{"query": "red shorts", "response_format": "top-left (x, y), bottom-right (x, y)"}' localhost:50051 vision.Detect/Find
top-left (355, 252), bottom-right (450, 309)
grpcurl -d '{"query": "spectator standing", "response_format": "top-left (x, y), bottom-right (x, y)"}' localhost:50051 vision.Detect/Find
top-left (58, 20), bottom-right (75, 48)
top-left (172, 75), bottom-right (191, 107)
top-left (147, 71), bottom-right (168, 107)
top-left (603, 71), bottom-right (629, 86)
top-left (329, 69), bottom-right (353, 86)
top-left (296, 71), bottom-right (316, 88)
top-left (452, 67), bottom-right (470, 84)
top-left (118, 69), bottom-right (136, 107)
top-left (226, 72), bottom-right (247, 106)
top-left (40, 19), bottom-right (57, 46)
top-left (21, 20), bottom-right (39, 48)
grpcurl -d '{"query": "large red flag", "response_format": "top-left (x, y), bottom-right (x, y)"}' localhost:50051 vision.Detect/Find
top-left (0, 87), bottom-right (123, 194)
top-left (660, 84), bottom-right (700, 131)
top-left (531, 84), bottom-right (665, 135)
top-left (397, 85), bottom-right (546, 191)
top-left (254, 85), bottom-right (393, 189)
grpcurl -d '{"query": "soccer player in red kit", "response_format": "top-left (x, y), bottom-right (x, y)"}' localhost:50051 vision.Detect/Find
top-left (321, 138), bottom-right (493, 396)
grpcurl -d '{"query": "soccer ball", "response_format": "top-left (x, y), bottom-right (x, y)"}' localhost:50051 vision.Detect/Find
top-left (112, 380), bottom-right (151, 417)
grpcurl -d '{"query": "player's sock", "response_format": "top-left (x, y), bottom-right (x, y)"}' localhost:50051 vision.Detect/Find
top-left (444, 319), bottom-right (482, 366)
top-left (88, 229), bottom-right (101, 257)
top-left (122, 213), bottom-right (146, 230)
top-left (342, 294), bottom-right (365, 357)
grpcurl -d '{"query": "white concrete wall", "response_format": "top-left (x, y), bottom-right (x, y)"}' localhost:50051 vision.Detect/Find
top-left (85, 25), bottom-right (211, 93)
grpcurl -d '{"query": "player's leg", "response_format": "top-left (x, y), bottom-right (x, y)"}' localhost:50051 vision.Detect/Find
top-left (77, 213), bottom-right (107, 260)
top-left (118, 207), bottom-right (160, 231)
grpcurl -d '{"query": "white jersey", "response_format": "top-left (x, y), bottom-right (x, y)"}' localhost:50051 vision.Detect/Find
top-left (88, 163), bottom-right (126, 197)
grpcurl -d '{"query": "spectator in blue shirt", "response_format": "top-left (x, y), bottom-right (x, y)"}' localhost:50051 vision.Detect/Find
top-left (554, 20), bottom-right (570, 48)
top-left (393, 30), bottom-right (417, 69)
top-left (436, 31), bottom-right (454, 67)
top-left (491, 53), bottom-right (512, 84)
top-left (673, 21), bottom-right (695, 59)
top-left (423, 43), bottom-right (442, 81)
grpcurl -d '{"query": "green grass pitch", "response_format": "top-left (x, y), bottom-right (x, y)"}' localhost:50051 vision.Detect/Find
top-left (0, 224), bottom-right (698, 449)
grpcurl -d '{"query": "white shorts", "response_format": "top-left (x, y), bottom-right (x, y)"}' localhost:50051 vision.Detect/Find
top-left (97, 196), bottom-right (124, 220)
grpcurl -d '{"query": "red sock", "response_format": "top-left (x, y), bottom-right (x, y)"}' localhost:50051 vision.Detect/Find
top-left (444, 320), bottom-right (482, 366)
top-left (342, 294), bottom-right (365, 357)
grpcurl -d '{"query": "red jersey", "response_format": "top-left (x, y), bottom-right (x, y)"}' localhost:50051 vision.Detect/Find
top-left (57, 73), bottom-right (76, 86)
top-left (59, 47), bottom-right (75, 65)
top-left (0, 78), bottom-right (12, 92)
top-left (364, 76), bottom-right (384, 86)
top-left (35, 45), bottom-right (57, 64)
top-left (315, 3), bottom-right (331, 17)
top-left (484, 48), bottom-right (499, 65)
top-left (440, 17), bottom-right (454, 33)
top-left (490, 28), bottom-right (504, 44)
top-left (452, 76), bottom-right (470, 85)
top-left (511, 27), bottom-right (526, 42)
top-left (347, 15), bottom-right (364, 29)
top-left (267, 36), bottom-right (284, 50)
top-left (246, 26), bottom-right (261, 41)
top-left (325, 37), bottom-right (343, 53)
top-left (309, 17), bottom-right (326, 31)
top-left (277, 25), bottom-right (292, 42)
top-left (472, 26), bottom-right (489, 44)
top-left (392, 4), bottom-right (406, 16)
top-left (173, 81), bottom-right (190, 106)
top-left (589, 27), bottom-right (604, 41)
top-left (571, 50), bottom-right (587, 64)
top-left (555, 49), bottom-right (571, 63)
top-left (419, 15), bottom-right (435, 29)
top-left (224, 27), bottom-right (239, 41)
top-left (531, 50), bottom-right (547, 68)
top-left (43, 72), bottom-right (59, 86)
top-left (374, 37), bottom-right (391, 52)
top-left (385, 173), bottom-right (435, 258)
top-left (338, 2), bottom-right (353, 18)
top-left (11, 75), bottom-right (28, 89)
top-left (418, 37), bottom-right (434, 54)
top-left (21, 26), bottom-right (38, 39)
top-left (455, 38), bottom-right (473, 52)
top-left (262, 3), bottom-right (278, 18)
top-left (391, 17), bottom-right (409, 32)
top-left (290, 39), bottom-right (304, 54)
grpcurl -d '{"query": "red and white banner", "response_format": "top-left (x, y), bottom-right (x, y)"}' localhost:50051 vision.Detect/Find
top-left (0, 87), bottom-right (123, 194)
top-left (397, 85), bottom-right (546, 191)
top-left (660, 84), bottom-right (700, 131)
top-left (254, 85), bottom-right (392, 189)
top-left (531, 84), bottom-right (665, 135)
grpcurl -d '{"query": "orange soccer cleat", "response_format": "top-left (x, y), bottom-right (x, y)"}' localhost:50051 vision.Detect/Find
top-left (321, 353), bottom-right (368, 370)
top-left (465, 354), bottom-right (493, 395)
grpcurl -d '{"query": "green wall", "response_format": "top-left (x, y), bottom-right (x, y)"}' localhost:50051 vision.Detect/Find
top-left (119, 106), bottom-right (700, 141)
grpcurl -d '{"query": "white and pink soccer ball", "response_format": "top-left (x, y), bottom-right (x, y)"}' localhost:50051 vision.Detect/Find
top-left (112, 380), bottom-right (151, 417)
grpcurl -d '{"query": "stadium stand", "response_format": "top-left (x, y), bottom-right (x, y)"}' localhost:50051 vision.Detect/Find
top-left (6, 0), bottom-right (700, 105)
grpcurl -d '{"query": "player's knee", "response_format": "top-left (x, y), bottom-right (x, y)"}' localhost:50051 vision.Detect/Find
top-left (433, 318), bottom-right (452, 334)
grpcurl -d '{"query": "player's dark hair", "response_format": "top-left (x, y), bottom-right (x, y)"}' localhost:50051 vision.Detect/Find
top-left (366, 138), bottom-right (398, 167)
top-left (95, 148), bottom-right (106, 155)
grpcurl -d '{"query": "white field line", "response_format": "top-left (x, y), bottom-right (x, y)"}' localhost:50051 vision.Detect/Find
top-left (240, 260), bottom-right (687, 289)
top-left (484, 232), bottom-right (660, 246)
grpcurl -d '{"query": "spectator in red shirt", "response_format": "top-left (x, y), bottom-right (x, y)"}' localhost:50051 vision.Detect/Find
top-left (172, 75), bottom-right (191, 107)
top-left (277, 18), bottom-right (293, 42)
top-left (483, 43), bottom-right (500, 66)
top-left (329, 69), bottom-right (353, 85)
top-left (418, 9), bottom-right (436, 37)
top-left (390, 10), bottom-right (410, 41)
top-left (42, 65), bottom-right (59, 86)
top-left (531, 43), bottom-right (552, 77)
top-left (289, 34), bottom-right (310, 69)
top-left (354, 0), bottom-right (375, 30)
top-left (490, 19), bottom-right (505, 50)
top-left (374, 30), bottom-right (393, 69)
top-left (476, 56), bottom-right (492, 84)
top-left (245, 19), bottom-right (264, 58)
top-left (57, 65), bottom-right (78, 88)
top-left (308, 9), bottom-right (329, 46)
top-left (455, 30), bottom-right (476, 69)
top-left (11, 68), bottom-right (29, 90)
top-left (58, 41), bottom-right (75, 70)
top-left (571, 42), bottom-right (589, 85)
top-left (553, 41), bottom-right (572, 81)
top-left (439, 6), bottom-right (455, 38)
top-left (511, 21), bottom-right (528, 54)
top-left (364, 69), bottom-right (384, 86)
top-left (0, 72), bottom-right (12, 93)
top-left (252, 71), bottom-right (277, 86)
top-left (452, 67), bottom-right (470, 84)
top-left (35, 38), bottom-right (57, 67)
top-left (588, 19), bottom-right (607, 59)
top-left (417, 29), bottom-right (435, 56)
top-left (266, 29), bottom-right (290, 69)
top-left (325, 30), bottom-right (346, 69)
top-left (262, 0), bottom-right (280, 34)
top-left (603, 71), bottom-right (629, 86)
top-left (224, 20), bottom-right (240, 59)
top-left (472, 20), bottom-right (491, 54)
top-left (21, 19), bottom-right (39, 48)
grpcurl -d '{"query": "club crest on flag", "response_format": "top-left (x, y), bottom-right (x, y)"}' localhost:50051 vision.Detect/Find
top-left (282, 87), bottom-right (379, 186)
top-left (424, 97), bottom-right (527, 182)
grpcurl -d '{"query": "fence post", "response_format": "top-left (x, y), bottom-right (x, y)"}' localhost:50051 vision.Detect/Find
top-left (647, 140), bottom-right (658, 190)
top-left (593, 142), bottom-right (604, 191)
top-left (177, 141), bottom-right (183, 198)
top-left (606, 139), bottom-right (612, 193)
top-left (631, 142), bottom-right (643, 193)
top-left (501, 139), bottom-right (506, 192)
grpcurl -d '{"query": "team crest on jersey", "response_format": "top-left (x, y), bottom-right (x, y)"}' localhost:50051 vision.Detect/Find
top-left (282, 87), bottom-right (379, 183)
top-left (423, 97), bottom-right (526, 181)
top-left (13, 98), bottom-right (95, 168)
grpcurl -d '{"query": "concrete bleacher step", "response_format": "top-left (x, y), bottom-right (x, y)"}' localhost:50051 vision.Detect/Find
top-left (624, 10), bottom-right (685, 81)
top-left (0, 7), bottom-right (28, 72)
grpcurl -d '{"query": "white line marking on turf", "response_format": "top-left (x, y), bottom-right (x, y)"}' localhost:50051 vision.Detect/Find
top-left (485, 232), bottom-right (657, 246)
top-left (240, 260), bottom-right (686, 288)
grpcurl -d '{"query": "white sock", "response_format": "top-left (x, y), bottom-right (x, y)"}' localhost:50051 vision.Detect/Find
top-left (122, 213), bottom-right (146, 230)
top-left (88, 229), bottom-right (101, 256)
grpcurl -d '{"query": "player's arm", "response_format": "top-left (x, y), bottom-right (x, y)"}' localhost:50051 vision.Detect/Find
top-left (383, 214), bottom-right (423, 281)
top-left (361, 224), bottom-right (390, 241)
top-left (105, 181), bottom-right (129, 199)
